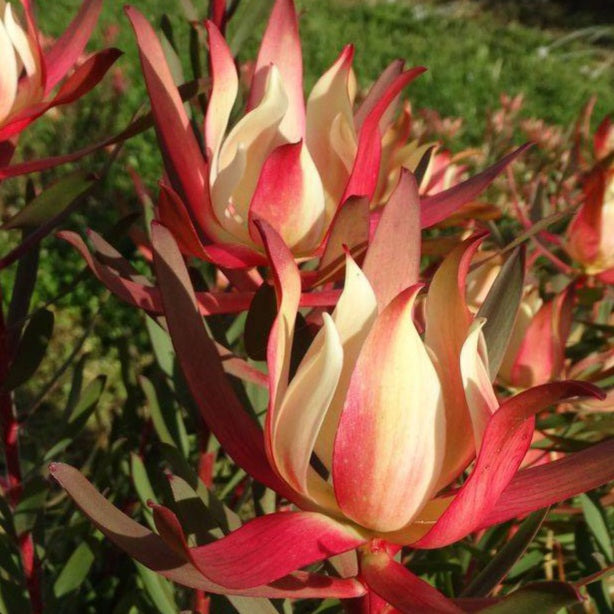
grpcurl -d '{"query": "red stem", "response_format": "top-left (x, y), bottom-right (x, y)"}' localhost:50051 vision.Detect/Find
top-left (0, 286), bottom-right (42, 613)
top-left (193, 590), bottom-right (210, 614)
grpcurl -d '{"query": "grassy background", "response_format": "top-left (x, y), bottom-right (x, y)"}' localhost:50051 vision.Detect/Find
top-left (31, 0), bottom-right (614, 150)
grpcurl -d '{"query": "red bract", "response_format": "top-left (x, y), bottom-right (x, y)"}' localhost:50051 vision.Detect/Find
top-left (497, 285), bottom-right (574, 389)
top-left (0, 0), bottom-right (120, 160)
top-left (50, 218), bottom-right (614, 610)
top-left (566, 163), bottom-right (614, 281)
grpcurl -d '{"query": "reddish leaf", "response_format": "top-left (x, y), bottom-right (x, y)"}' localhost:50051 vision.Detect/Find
top-left (151, 223), bottom-right (295, 499)
top-left (420, 144), bottom-right (531, 228)
top-left (52, 48), bottom-right (122, 106)
top-left (126, 6), bottom-right (209, 233)
top-left (361, 550), bottom-right (464, 614)
top-left (481, 437), bottom-right (614, 528)
top-left (413, 381), bottom-right (603, 548)
top-left (210, 0), bottom-right (227, 32)
top-left (343, 67), bottom-right (426, 202)
top-left (153, 504), bottom-right (364, 589)
top-left (44, 0), bottom-right (104, 92)
top-left (354, 59), bottom-right (404, 131)
top-left (49, 463), bottom-right (365, 599)
top-left (0, 114), bottom-right (150, 179)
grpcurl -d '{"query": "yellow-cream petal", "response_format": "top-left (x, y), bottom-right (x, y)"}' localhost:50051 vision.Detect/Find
top-left (313, 255), bottom-right (378, 470)
top-left (333, 285), bottom-right (445, 533)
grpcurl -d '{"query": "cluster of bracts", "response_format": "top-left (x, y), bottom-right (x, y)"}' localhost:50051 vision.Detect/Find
top-left (1, 0), bottom-right (614, 612)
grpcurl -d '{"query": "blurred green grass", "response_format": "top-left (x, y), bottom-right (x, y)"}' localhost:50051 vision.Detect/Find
top-left (32, 0), bottom-right (614, 152)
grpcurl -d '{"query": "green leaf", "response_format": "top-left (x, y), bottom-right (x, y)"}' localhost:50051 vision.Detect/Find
top-left (462, 509), bottom-right (549, 597)
top-left (14, 477), bottom-right (48, 535)
top-left (0, 537), bottom-right (22, 580)
top-left (63, 355), bottom-right (88, 420)
top-left (576, 511), bottom-right (614, 611)
top-left (3, 309), bottom-right (54, 391)
top-left (130, 454), bottom-right (157, 530)
top-left (168, 474), bottom-right (238, 542)
top-left (227, 594), bottom-right (280, 614)
top-left (44, 376), bottom-right (106, 461)
top-left (6, 231), bottom-right (40, 343)
top-left (580, 493), bottom-right (614, 563)
top-left (145, 317), bottom-right (175, 379)
top-left (229, 0), bottom-right (274, 55)
top-left (0, 492), bottom-right (16, 540)
top-left (479, 582), bottom-right (581, 613)
top-left (67, 376), bottom-right (106, 430)
top-left (506, 549), bottom-right (544, 581)
top-left (476, 246), bottom-right (525, 379)
top-left (161, 444), bottom-right (240, 534)
top-left (2, 171), bottom-right (95, 230)
top-left (134, 561), bottom-right (177, 614)
top-left (53, 541), bottom-right (95, 598)
top-left (139, 376), bottom-right (175, 447)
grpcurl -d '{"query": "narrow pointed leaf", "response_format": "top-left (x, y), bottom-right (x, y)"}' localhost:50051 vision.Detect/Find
top-left (126, 6), bottom-right (209, 230)
top-left (2, 172), bottom-right (95, 230)
top-left (478, 582), bottom-right (581, 614)
top-left (354, 59), bottom-right (404, 131)
top-left (461, 508), bottom-right (549, 597)
top-left (361, 551), bottom-right (464, 614)
top-left (151, 223), bottom-right (293, 498)
top-left (343, 67), bottom-right (426, 202)
top-left (420, 144), bottom-right (531, 228)
top-left (134, 562), bottom-right (178, 614)
top-left (482, 434), bottom-right (614, 528)
top-left (154, 505), bottom-right (365, 589)
top-left (580, 493), bottom-right (614, 563)
top-left (53, 541), bottom-right (95, 598)
top-left (3, 309), bottom-right (53, 391)
top-left (414, 381), bottom-right (602, 548)
top-left (51, 48), bottom-right (122, 106)
top-left (476, 246), bottom-right (526, 379)
top-left (49, 463), bottom-right (364, 598)
top-left (245, 283), bottom-right (277, 361)
top-left (44, 0), bottom-right (104, 92)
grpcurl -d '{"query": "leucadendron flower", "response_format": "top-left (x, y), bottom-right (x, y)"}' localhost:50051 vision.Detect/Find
top-left (0, 0), bottom-right (119, 157)
top-left (566, 163), bottom-right (614, 280)
top-left (564, 111), bottom-right (614, 281)
top-left (51, 220), bottom-right (614, 609)
top-left (126, 0), bottom-right (428, 267)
